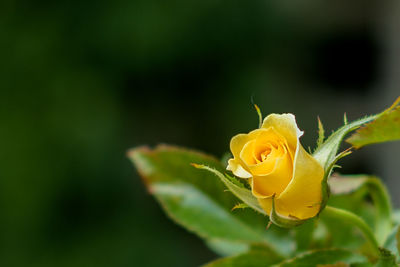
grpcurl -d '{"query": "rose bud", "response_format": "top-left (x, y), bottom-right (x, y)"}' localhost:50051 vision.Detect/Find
top-left (227, 113), bottom-right (324, 221)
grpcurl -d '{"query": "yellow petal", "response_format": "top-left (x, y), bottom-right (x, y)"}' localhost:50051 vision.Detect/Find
top-left (229, 129), bottom-right (274, 176)
top-left (275, 145), bottom-right (324, 219)
top-left (227, 158), bottom-right (252, 178)
top-left (261, 113), bottom-right (303, 151)
top-left (239, 140), bottom-right (258, 165)
top-left (230, 133), bottom-right (251, 159)
top-left (228, 133), bottom-right (254, 177)
top-left (239, 128), bottom-right (288, 174)
top-left (251, 151), bottom-right (293, 197)
top-left (230, 128), bottom-right (275, 158)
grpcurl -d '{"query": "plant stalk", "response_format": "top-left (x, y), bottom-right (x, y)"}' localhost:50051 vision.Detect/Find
top-left (366, 177), bottom-right (392, 245)
top-left (323, 206), bottom-right (380, 258)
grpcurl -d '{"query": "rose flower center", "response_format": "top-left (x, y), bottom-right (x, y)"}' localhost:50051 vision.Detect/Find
top-left (253, 142), bottom-right (284, 165)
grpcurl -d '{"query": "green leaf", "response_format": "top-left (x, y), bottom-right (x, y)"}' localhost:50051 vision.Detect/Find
top-left (205, 239), bottom-right (250, 257)
top-left (202, 244), bottom-right (283, 267)
top-left (347, 99), bottom-right (400, 148)
top-left (314, 98), bottom-right (400, 170)
top-left (328, 174), bottom-right (369, 195)
top-left (328, 174), bottom-right (392, 245)
top-left (272, 248), bottom-right (368, 266)
top-left (128, 145), bottom-right (291, 256)
top-left (151, 182), bottom-right (264, 242)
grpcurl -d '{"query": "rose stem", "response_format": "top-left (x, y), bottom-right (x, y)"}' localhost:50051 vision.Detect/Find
top-left (365, 177), bottom-right (392, 245)
top-left (323, 206), bottom-right (380, 258)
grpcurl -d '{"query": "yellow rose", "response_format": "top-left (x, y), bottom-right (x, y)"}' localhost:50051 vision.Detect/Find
top-left (227, 113), bottom-right (324, 220)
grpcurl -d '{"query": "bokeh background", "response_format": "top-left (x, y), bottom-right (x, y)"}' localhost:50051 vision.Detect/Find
top-left (1, 0), bottom-right (399, 266)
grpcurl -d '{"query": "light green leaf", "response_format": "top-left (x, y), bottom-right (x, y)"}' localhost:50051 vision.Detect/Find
top-left (202, 244), bottom-right (283, 267)
top-left (205, 239), bottom-right (250, 257)
top-left (328, 174), bottom-right (369, 195)
top-left (347, 99), bottom-right (400, 148)
top-left (314, 98), bottom-right (400, 170)
top-left (272, 248), bottom-right (368, 267)
top-left (128, 145), bottom-right (289, 256)
top-left (152, 182), bottom-right (263, 242)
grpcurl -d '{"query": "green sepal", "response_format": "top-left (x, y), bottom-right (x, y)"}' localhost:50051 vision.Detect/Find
top-left (318, 149), bottom-right (352, 216)
top-left (314, 98), bottom-right (400, 219)
top-left (196, 165), bottom-right (310, 229)
top-left (313, 115), bottom-right (377, 217)
top-left (316, 116), bottom-right (325, 148)
top-left (313, 115), bottom-right (376, 172)
top-left (192, 164), bottom-right (266, 215)
top-left (232, 203), bottom-right (250, 211)
top-left (269, 197), bottom-right (307, 228)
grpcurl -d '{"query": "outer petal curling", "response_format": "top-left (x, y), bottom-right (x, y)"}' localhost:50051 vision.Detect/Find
top-left (261, 113), bottom-right (303, 150)
top-left (228, 130), bottom-right (262, 175)
top-left (275, 145), bottom-right (324, 219)
top-left (227, 158), bottom-right (252, 178)
top-left (230, 133), bottom-right (251, 159)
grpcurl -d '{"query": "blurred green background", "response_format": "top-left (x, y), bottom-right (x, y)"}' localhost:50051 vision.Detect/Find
top-left (1, 0), bottom-right (399, 266)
